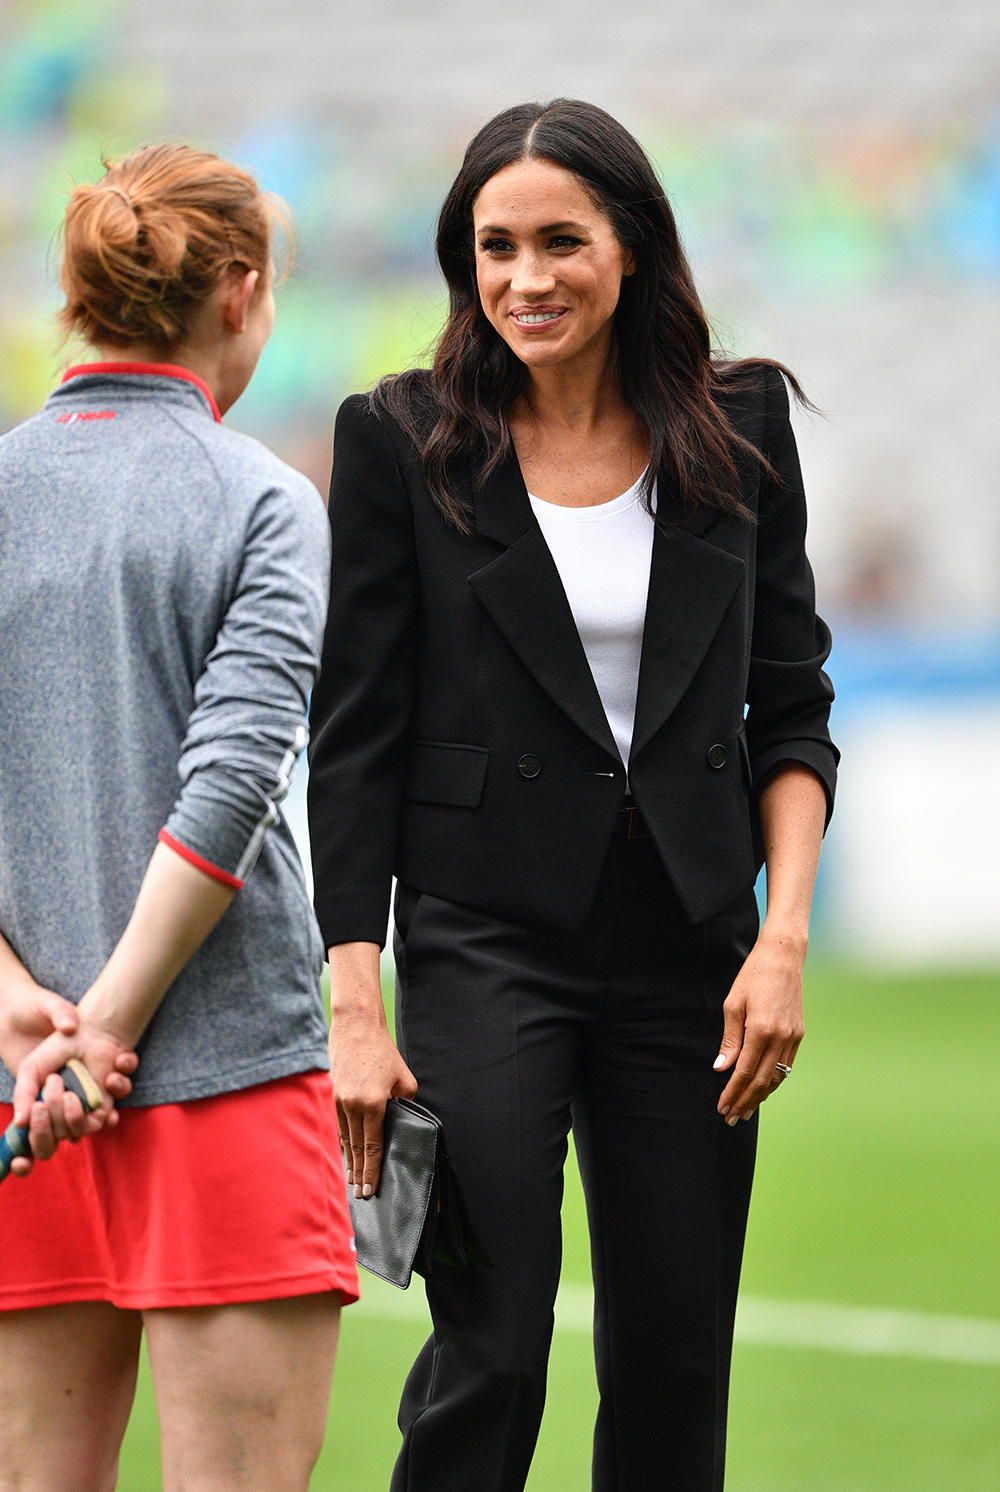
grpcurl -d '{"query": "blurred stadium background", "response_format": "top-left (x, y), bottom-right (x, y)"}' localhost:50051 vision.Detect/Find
top-left (2, 0), bottom-right (1000, 1487)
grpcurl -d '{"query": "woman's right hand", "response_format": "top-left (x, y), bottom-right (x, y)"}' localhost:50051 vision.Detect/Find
top-left (1, 984), bottom-right (138, 1175)
top-left (11, 1008), bottom-right (139, 1145)
top-left (327, 942), bottom-right (417, 1200)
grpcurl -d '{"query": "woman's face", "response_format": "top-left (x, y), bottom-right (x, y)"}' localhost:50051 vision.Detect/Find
top-left (472, 158), bottom-right (633, 374)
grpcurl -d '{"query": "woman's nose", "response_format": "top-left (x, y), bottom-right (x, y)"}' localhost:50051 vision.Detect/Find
top-left (509, 255), bottom-right (556, 297)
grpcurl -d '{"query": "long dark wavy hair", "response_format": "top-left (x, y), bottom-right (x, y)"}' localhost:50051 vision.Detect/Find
top-left (373, 98), bottom-right (807, 531)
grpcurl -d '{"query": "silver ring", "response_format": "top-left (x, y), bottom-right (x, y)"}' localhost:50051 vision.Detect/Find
top-left (774, 1062), bottom-right (793, 1077)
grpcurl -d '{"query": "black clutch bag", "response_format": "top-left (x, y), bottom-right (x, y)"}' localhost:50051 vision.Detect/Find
top-left (347, 1097), bottom-right (491, 1290)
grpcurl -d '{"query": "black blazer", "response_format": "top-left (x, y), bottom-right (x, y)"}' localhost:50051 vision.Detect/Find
top-left (308, 368), bottom-right (837, 948)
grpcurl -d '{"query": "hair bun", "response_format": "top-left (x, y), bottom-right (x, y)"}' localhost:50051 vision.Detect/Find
top-left (59, 143), bottom-right (290, 352)
top-left (104, 185), bottom-right (135, 210)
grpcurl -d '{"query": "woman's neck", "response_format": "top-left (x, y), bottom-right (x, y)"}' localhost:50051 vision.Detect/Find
top-left (89, 325), bottom-right (245, 416)
top-left (518, 336), bottom-right (626, 437)
top-left (90, 340), bottom-right (227, 402)
top-left (509, 336), bottom-right (649, 507)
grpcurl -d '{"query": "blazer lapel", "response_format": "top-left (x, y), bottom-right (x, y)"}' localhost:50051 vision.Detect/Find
top-left (467, 451), bottom-right (746, 763)
top-left (468, 454), bottom-right (620, 759)
top-left (630, 520), bottom-right (745, 760)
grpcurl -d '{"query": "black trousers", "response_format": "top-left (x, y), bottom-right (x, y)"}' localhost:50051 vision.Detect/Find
top-left (390, 826), bottom-right (759, 1492)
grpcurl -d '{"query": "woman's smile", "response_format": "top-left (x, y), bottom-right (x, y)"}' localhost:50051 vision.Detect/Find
top-left (509, 305), bottom-right (568, 329)
top-left (473, 157), bottom-right (631, 370)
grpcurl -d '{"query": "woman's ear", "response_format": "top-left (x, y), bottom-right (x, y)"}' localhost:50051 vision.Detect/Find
top-left (224, 268), bottom-right (260, 335)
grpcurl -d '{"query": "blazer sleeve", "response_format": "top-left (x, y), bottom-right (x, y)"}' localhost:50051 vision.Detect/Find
top-left (744, 369), bottom-right (839, 823)
top-left (307, 395), bottom-right (420, 949)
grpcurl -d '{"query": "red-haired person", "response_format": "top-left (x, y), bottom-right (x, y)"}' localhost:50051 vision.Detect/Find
top-left (0, 145), bottom-right (356, 1492)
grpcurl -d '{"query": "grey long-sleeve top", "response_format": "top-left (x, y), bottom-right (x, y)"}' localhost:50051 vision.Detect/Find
top-left (0, 366), bottom-right (331, 1105)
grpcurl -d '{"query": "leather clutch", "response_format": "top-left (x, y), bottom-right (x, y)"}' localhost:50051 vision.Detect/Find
top-left (347, 1097), bottom-right (491, 1290)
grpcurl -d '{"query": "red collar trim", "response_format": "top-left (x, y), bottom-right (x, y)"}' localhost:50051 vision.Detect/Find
top-left (61, 362), bottom-right (223, 423)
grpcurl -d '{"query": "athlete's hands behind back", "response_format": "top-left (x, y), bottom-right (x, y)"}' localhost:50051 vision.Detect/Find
top-left (0, 941), bottom-right (138, 1176)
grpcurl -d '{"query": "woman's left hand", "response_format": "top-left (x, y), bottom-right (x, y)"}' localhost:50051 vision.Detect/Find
top-left (1, 984), bottom-right (138, 1176)
top-left (12, 1013), bottom-right (138, 1135)
top-left (713, 929), bottom-right (805, 1124)
top-left (0, 983), bottom-right (81, 1078)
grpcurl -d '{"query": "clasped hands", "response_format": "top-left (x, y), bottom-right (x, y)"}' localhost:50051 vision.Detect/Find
top-left (0, 979), bottom-right (138, 1178)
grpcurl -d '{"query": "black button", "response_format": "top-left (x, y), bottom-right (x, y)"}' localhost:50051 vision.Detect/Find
top-left (708, 744), bottom-right (727, 769)
top-left (517, 753), bottom-right (541, 779)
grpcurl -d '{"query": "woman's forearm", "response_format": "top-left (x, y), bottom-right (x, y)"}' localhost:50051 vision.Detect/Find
top-left (80, 841), bottom-right (235, 1046)
top-left (757, 762), bottom-right (827, 954)
top-left (2, 843), bottom-right (231, 1069)
top-left (12, 842), bottom-right (230, 1122)
top-left (714, 762), bottom-right (826, 1120)
top-left (327, 941), bottom-right (385, 1021)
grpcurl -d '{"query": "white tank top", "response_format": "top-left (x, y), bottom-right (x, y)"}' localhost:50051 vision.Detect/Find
top-left (528, 475), bottom-right (655, 768)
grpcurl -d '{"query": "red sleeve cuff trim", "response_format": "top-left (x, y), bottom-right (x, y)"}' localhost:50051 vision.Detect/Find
top-left (158, 830), bottom-right (244, 889)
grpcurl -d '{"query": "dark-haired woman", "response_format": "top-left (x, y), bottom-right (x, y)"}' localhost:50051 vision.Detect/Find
top-left (309, 99), bottom-right (837, 1491)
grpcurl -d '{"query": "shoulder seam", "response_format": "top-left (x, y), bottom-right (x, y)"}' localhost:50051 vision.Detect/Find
top-left (157, 402), bottom-right (229, 506)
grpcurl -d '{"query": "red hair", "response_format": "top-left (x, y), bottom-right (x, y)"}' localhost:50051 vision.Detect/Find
top-left (59, 143), bottom-right (290, 350)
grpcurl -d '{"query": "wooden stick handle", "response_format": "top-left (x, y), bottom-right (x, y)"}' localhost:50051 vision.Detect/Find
top-left (0, 1061), bottom-right (104, 1183)
top-left (62, 1059), bottom-right (103, 1111)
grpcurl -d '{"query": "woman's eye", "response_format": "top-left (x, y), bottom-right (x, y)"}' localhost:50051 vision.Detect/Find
top-left (480, 238), bottom-right (514, 254)
top-left (549, 236), bottom-right (582, 250)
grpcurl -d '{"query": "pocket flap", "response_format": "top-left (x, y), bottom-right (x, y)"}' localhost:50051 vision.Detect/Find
top-left (404, 741), bottom-right (489, 809)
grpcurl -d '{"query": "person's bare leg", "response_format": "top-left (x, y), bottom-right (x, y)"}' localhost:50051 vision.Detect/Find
top-left (146, 1292), bottom-right (341, 1492)
top-left (0, 1301), bottom-right (142, 1492)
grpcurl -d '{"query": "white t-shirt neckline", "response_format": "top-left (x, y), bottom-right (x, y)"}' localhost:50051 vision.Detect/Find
top-left (526, 472), bottom-right (647, 521)
top-left (527, 474), bottom-right (656, 769)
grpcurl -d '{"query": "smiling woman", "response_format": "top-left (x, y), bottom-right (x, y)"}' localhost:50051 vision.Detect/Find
top-left (375, 98), bottom-right (808, 531)
top-left (308, 98), bottom-right (837, 1492)
top-left (473, 158), bottom-right (647, 507)
top-left (475, 160), bottom-right (632, 357)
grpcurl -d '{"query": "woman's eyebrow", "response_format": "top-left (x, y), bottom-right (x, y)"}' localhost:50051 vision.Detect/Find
top-left (476, 220), bottom-right (589, 237)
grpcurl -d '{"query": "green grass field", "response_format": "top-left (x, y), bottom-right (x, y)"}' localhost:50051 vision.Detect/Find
top-left (117, 965), bottom-right (1000, 1490)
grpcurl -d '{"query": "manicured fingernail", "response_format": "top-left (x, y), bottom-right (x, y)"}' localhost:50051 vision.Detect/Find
top-left (743, 1112), bottom-right (754, 1121)
top-left (345, 1169), bottom-right (353, 1183)
top-left (720, 1105), bottom-right (730, 1116)
top-left (362, 1183), bottom-right (373, 1198)
top-left (727, 1115), bottom-right (740, 1126)
top-left (353, 1184), bottom-right (362, 1198)
top-left (713, 1055), bottom-right (727, 1070)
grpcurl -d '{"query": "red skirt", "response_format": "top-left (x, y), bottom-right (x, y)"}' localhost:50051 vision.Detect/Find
top-left (0, 1071), bottom-right (359, 1311)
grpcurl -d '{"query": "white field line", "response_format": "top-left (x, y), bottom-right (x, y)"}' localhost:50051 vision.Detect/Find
top-left (352, 1273), bottom-right (1000, 1366)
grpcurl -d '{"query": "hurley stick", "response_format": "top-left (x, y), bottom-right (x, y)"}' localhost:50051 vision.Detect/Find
top-left (0, 1060), bottom-right (104, 1182)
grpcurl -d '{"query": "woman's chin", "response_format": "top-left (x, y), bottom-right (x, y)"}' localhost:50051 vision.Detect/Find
top-left (508, 336), bottom-right (579, 370)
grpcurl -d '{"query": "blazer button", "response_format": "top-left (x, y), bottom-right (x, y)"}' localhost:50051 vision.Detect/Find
top-left (708, 744), bottom-right (727, 769)
top-left (517, 753), bottom-right (542, 779)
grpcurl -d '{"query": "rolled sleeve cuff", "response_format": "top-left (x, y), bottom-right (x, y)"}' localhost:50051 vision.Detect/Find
top-left (164, 764), bottom-right (284, 884)
top-left (158, 829), bottom-right (245, 889)
top-left (314, 887), bottom-right (392, 953)
top-left (750, 740), bottom-right (839, 829)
